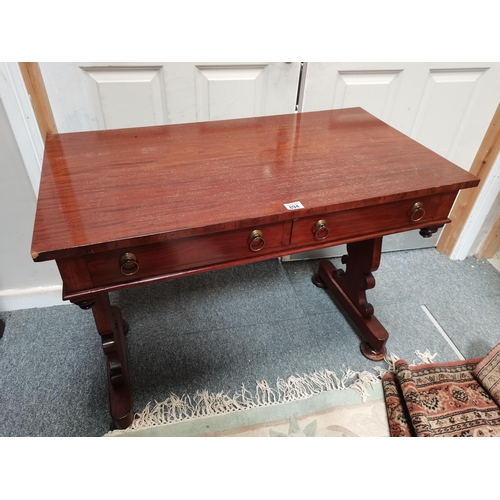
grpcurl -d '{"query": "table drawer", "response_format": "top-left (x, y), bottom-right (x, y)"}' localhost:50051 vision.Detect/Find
top-left (290, 193), bottom-right (455, 247)
top-left (86, 221), bottom-right (287, 287)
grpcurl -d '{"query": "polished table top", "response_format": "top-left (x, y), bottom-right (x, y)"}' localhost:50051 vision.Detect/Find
top-left (31, 108), bottom-right (478, 263)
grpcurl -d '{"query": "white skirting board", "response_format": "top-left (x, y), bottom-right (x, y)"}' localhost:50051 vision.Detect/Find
top-left (0, 285), bottom-right (68, 312)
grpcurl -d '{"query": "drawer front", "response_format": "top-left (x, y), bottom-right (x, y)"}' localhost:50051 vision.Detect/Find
top-left (290, 193), bottom-right (455, 247)
top-left (86, 222), bottom-right (287, 287)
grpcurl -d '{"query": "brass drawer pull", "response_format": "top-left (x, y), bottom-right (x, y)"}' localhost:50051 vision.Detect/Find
top-left (314, 219), bottom-right (330, 240)
top-left (410, 202), bottom-right (425, 222)
top-left (249, 230), bottom-right (265, 252)
top-left (120, 252), bottom-right (139, 275)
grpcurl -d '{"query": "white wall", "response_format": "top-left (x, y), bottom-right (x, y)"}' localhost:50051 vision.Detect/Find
top-left (0, 72), bottom-right (63, 312)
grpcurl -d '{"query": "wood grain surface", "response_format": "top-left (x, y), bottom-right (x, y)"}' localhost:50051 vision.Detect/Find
top-left (31, 107), bottom-right (479, 262)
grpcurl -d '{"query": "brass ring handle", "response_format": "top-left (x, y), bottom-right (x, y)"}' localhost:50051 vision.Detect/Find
top-left (314, 219), bottom-right (330, 240)
top-left (410, 202), bottom-right (425, 222)
top-left (120, 252), bottom-right (139, 275)
top-left (249, 230), bottom-right (265, 252)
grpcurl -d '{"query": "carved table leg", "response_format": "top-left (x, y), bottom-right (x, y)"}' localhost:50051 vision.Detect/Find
top-left (75, 293), bottom-right (134, 429)
top-left (312, 237), bottom-right (388, 361)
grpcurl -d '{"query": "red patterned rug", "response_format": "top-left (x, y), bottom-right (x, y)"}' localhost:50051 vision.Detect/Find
top-left (473, 343), bottom-right (500, 407)
top-left (382, 357), bottom-right (500, 437)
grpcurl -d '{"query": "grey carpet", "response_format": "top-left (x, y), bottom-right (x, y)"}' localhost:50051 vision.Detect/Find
top-left (0, 248), bottom-right (499, 436)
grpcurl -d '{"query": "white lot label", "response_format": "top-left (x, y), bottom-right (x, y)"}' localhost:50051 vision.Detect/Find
top-left (284, 201), bottom-right (304, 211)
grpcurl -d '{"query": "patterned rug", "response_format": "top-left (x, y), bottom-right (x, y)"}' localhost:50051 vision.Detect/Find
top-left (382, 354), bottom-right (500, 437)
top-left (473, 343), bottom-right (500, 406)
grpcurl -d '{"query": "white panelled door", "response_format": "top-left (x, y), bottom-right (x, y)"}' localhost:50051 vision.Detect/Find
top-left (286, 62), bottom-right (500, 260)
top-left (38, 62), bottom-right (301, 132)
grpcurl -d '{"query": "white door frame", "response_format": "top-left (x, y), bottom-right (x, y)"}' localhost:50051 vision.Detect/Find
top-left (0, 62), bottom-right (43, 196)
top-left (449, 153), bottom-right (500, 259)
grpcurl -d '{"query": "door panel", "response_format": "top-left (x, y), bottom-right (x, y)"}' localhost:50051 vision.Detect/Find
top-left (331, 69), bottom-right (403, 121)
top-left (195, 64), bottom-right (267, 120)
top-left (285, 62), bottom-right (500, 260)
top-left (410, 67), bottom-right (491, 168)
top-left (39, 62), bottom-right (301, 132)
top-left (81, 65), bottom-right (166, 129)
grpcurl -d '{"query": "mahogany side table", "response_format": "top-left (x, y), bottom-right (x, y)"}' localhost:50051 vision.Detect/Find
top-left (31, 108), bottom-right (479, 429)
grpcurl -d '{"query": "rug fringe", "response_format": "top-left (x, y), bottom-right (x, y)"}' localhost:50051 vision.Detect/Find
top-left (413, 350), bottom-right (438, 365)
top-left (106, 349), bottom-right (436, 436)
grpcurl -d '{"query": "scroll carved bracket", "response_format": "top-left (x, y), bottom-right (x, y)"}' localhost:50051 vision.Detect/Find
top-left (334, 238), bottom-right (382, 319)
top-left (101, 333), bottom-right (124, 385)
top-left (71, 294), bottom-right (134, 428)
top-left (312, 237), bottom-right (388, 361)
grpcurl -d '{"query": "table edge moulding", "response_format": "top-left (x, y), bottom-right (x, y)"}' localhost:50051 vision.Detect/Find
top-left (31, 107), bottom-right (480, 429)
